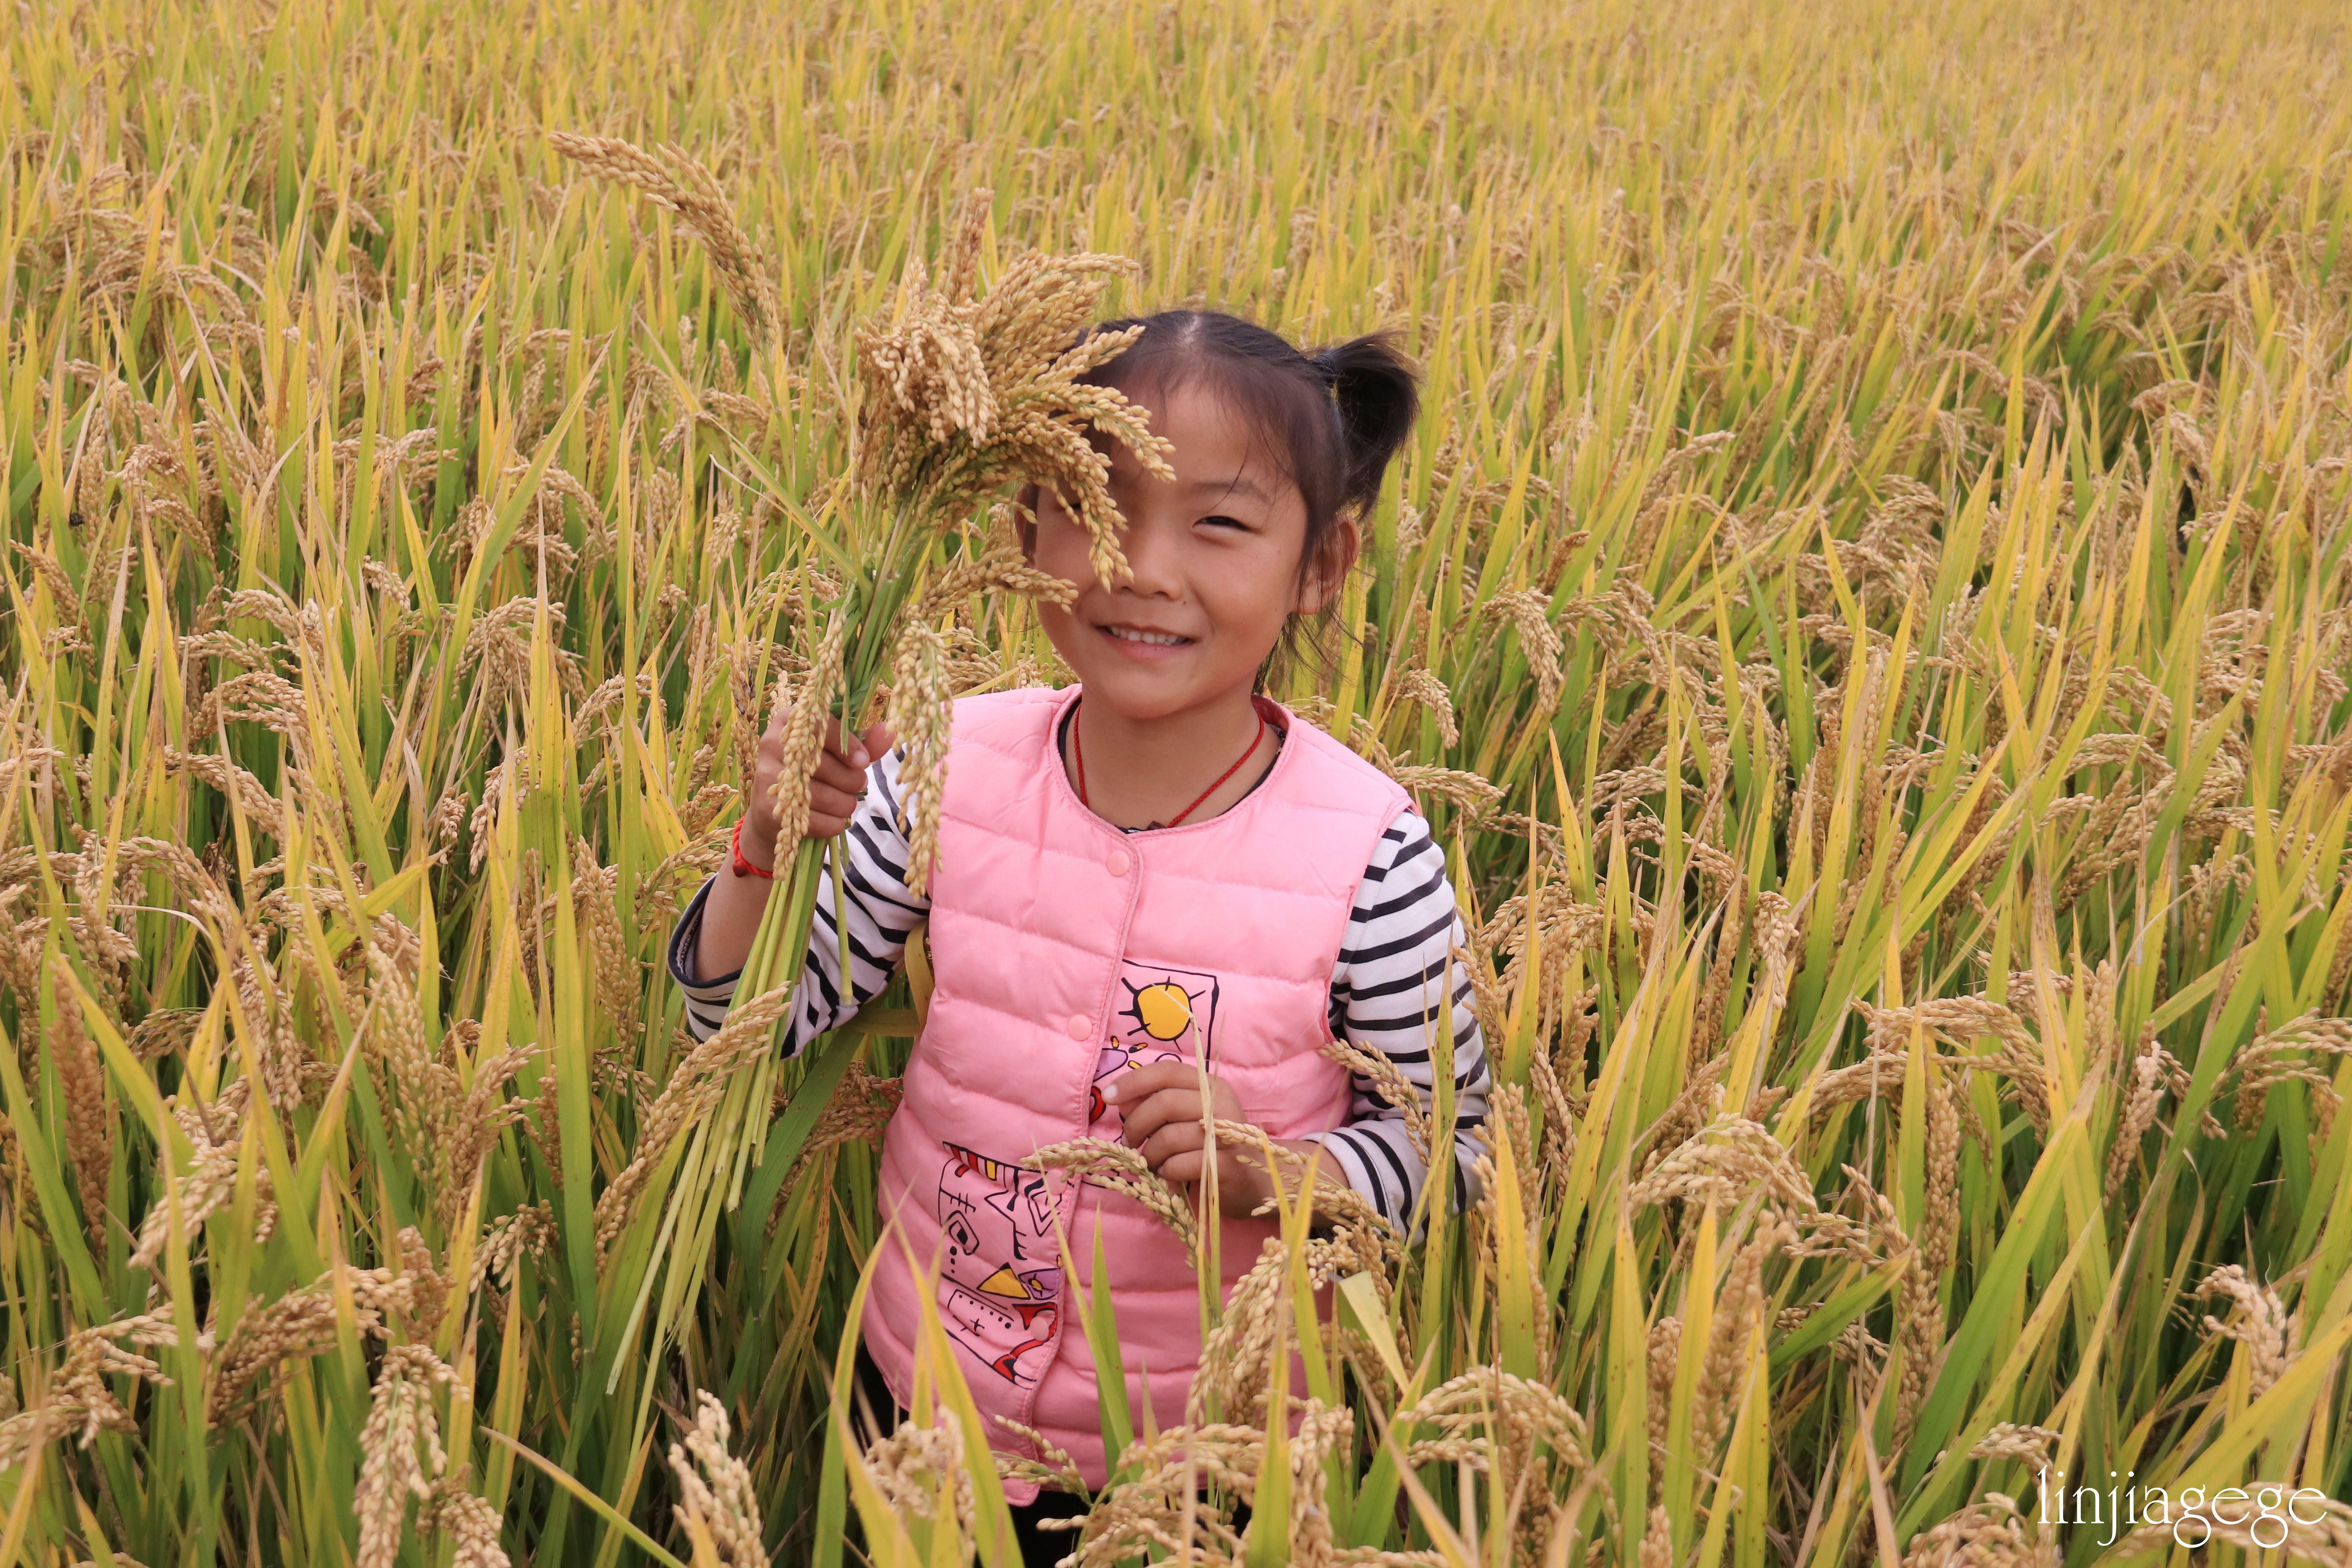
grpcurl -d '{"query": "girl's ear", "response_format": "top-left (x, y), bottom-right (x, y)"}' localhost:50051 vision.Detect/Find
top-left (1014, 482), bottom-right (1042, 559)
top-left (1294, 513), bottom-right (1361, 614)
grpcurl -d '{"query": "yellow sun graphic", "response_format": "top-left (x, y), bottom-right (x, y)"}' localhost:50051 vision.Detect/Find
top-left (1120, 976), bottom-right (1200, 1042)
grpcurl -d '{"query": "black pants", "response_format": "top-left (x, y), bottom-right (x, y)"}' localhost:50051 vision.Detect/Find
top-left (849, 1346), bottom-right (1089, 1565)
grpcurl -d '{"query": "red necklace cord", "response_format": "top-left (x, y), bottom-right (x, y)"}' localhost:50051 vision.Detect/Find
top-left (1072, 702), bottom-right (1266, 829)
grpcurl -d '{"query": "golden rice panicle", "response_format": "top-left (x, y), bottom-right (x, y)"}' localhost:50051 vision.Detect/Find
top-left (591, 982), bottom-right (795, 1257)
top-left (985, 315), bottom-right (1174, 591)
top-left (1695, 1216), bottom-right (1788, 1459)
top-left (858, 247), bottom-right (995, 449)
top-left (861, 1406), bottom-right (977, 1542)
top-left (550, 132), bottom-right (778, 335)
top-left (1966, 1423), bottom-right (2061, 1465)
top-left (354, 1345), bottom-right (457, 1568)
top-left (668, 1390), bottom-right (769, 1568)
top-left (911, 533), bottom-right (1081, 619)
top-left (2194, 1263), bottom-right (2299, 1401)
top-left (764, 614), bottom-right (848, 853)
top-left (1032, 1136), bottom-right (1200, 1251)
top-left (1319, 1034), bottom-right (1433, 1164)
top-left (49, 1314), bottom-right (178, 1449)
top-left (1392, 665), bottom-right (1461, 747)
top-left (46, 955), bottom-right (111, 1248)
top-left (417, 1482), bottom-right (513, 1568)
top-left (1902, 1492), bottom-right (2057, 1568)
top-left (1639, 1504), bottom-right (1672, 1568)
top-left (207, 1260), bottom-right (428, 1425)
top-left (884, 622), bottom-right (953, 897)
top-left (852, 186), bottom-right (1171, 585)
top-left (1646, 1316), bottom-right (1681, 1456)
top-left (865, 186), bottom-right (1004, 446)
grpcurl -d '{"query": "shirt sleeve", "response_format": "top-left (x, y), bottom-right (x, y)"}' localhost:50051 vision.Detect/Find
top-left (665, 749), bottom-right (931, 1051)
top-left (1301, 808), bottom-right (1493, 1230)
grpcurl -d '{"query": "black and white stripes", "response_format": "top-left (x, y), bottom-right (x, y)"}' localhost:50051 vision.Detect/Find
top-left (667, 736), bottom-right (1492, 1228)
top-left (1311, 817), bottom-right (1493, 1223)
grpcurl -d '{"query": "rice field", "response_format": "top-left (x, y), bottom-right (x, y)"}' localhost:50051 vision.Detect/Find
top-left (7, 0), bottom-right (2352, 1563)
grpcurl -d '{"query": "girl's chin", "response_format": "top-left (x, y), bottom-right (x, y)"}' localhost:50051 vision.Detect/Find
top-left (1071, 662), bottom-right (1181, 699)
top-left (1064, 663), bottom-right (1220, 715)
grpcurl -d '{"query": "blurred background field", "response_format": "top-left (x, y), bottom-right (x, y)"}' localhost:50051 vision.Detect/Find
top-left (6, 0), bottom-right (2352, 1563)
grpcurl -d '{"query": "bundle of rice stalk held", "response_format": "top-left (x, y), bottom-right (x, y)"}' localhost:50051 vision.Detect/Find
top-left (559, 156), bottom-right (1169, 1250)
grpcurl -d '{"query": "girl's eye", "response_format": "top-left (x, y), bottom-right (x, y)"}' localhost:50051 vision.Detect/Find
top-left (1200, 514), bottom-right (1250, 532)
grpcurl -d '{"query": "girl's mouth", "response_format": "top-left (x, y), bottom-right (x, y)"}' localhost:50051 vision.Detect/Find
top-left (1098, 623), bottom-right (1196, 661)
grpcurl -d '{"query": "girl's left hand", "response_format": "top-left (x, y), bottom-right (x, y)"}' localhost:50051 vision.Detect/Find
top-left (1111, 1061), bottom-right (1302, 1219)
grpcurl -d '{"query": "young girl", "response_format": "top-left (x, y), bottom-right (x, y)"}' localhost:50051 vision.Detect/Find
top-left (670, 310), bottom-right (1491, 1552)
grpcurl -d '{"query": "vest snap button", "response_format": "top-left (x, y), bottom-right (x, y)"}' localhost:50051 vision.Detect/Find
top-left (1106, 848), bottom-right (1131, 877)
top-left (1065, 1013), bottom-right (1092, 1040)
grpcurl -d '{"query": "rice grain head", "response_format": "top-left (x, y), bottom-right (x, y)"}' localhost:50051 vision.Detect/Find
top-left (47, 956), bottom-right (112, 1248)
top-left (884, 622), bottom-right (954, 897)
top-left (853, 188), bottom-right (1173, 586)
top-left (550, 133), bottom-right (779, 336)
top-left (669, 1390), bottom-right (769, 1568)
top-left (2195, 1263), bottom-right (2298, 1401)
top-left (354, 1345), bottom-right (457, 1568)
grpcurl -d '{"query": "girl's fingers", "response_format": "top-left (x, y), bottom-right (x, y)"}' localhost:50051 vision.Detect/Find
top-left (807, 810), bottom-right (851, 839)
top-left (811, 750), bottom-right (868, 796)
top-left (809, 781), bottom-right (862, 823)
top-left (1160, 1151), bottom-right (1206, 1186)
top-left (1116, 1087), bottom-right (1200, 1149)
top-left (1114, 1061), bottom-right (1201, 1103)
top-left (1136, 1121), bottom-right (1206, 1171)
top-left (820, 716), bottom-right (874, 772)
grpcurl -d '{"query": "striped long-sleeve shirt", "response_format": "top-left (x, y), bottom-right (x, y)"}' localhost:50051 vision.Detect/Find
top-left (667, 722), bottom-right (1492, 1229)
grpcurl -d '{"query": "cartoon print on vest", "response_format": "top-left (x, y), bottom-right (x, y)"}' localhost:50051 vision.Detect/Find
top-left (935, 1141), bottom-right (1065, 1388)
top-left (1089, 962), bottom-right (1221, 1130)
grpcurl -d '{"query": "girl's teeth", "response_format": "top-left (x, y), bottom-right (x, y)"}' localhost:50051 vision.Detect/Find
top-left (1108, 627), bottom-right (1185, 646)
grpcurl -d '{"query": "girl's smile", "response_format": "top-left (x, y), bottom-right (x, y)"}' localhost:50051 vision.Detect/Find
top-left (1096, 621), bottom-right (1195, 658)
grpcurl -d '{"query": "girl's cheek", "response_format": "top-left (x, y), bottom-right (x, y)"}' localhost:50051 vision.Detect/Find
top-left (1031, 512), bottom-right (1098, 584)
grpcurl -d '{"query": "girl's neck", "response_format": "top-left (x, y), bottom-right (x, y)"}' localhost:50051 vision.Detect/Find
top-left (1068, 685), bottom-right (1278, 830)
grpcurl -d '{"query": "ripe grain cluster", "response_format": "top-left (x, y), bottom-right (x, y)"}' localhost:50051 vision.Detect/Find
top-left (5, 0), bottom-right (2352, 1564)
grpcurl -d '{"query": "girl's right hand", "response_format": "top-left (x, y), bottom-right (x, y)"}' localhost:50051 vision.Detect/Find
top-left (740, 708), bottom-right (897, 869)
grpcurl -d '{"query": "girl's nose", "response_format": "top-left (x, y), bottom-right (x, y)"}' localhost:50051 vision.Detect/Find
top-left (1114, 517), bottom-right (1181, 598)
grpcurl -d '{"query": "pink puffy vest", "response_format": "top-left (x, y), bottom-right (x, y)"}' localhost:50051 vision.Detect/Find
top-left (858, 683), bottom-right (1412, 1500)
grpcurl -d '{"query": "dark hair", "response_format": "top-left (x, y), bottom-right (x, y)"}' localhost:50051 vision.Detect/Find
top-left (1070, 310), bottom-right (1421, 682)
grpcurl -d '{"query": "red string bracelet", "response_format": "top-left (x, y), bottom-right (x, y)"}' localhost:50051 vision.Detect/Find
top-left (730, 818), bottom-right (775, 879)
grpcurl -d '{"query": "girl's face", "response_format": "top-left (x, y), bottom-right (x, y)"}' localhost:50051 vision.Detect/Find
top-left (1024, 379), bottom-right (1352, 723)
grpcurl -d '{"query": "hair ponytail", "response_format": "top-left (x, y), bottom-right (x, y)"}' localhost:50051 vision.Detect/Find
top-left (1311, 332), bottom-right (1422, 516)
